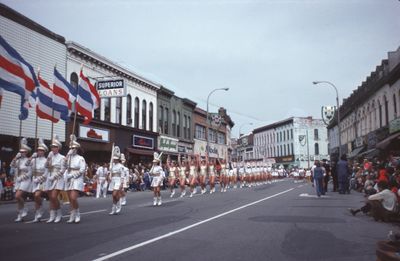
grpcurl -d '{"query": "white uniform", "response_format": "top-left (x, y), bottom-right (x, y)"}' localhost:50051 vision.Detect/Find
top-left (108, 163), bottom-right (124, 191)
top-left (46, 152), bottom-right (66, 191)
top-left (64, 153), bottom-right (86, 191)
top-left (96, 166), bottom-right (108, 197)
top-left (150, 165), bottom-right (164, 187)
top-left (122, 166), bottom-right (129, 189)
top-left (11, 157), bottom-right (32, 192)
top-left (30, 156), bottom-right (47, 193)
top-left (199, 165), bottom-right (207, 177)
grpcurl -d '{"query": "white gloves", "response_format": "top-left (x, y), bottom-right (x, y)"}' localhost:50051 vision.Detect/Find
top-left (31, 152), bottom-right (37, 158)
top-left (66, 173), bottom-right (74, 179)
top-left (15, 153), bottom-right (22, 160)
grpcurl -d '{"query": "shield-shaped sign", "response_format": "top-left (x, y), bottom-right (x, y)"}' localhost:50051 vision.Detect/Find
top-left (210, 113), bottom-right (223, 127)
top-left (321, 105), bottom-right (336, 125)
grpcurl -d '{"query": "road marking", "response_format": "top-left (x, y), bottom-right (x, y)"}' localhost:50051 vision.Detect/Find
top-left (24, 209), bottom-right (107, 224)
top-left (92, 187), bottom-right (295, 261)
top-left (299, 193), bottom-right (330, 198)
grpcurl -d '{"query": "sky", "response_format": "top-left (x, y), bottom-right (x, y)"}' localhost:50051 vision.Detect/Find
top-left (3, 0), bottom-right (400, 137)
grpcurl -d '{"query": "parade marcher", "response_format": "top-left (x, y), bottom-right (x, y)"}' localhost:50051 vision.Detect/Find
top-left (108, 146), bottom-right (124, 215)
top-left (120, 154), bottom-right (129, 206)
top-left (188, 156), bottom-right (198, 197)
top-left (178, 155), bottom-right (187, 197)
top-left (208, 159), bottom-right (217, 194)
top-left (95, 162), bottom-right (108, 198)
top-left (45, 135), bottom-right (66, 223)
top-left (167, 157), bottom-right (178, 197)
top-left (238, 163), bottom-right (246, 188)
top-left (219, 159), bottom-right (227, 192)
top-left (231, 162), bottom-right (238, 188)
top-left (199, 156), bottom-right (208, 194)
top-left (11, 138), bottom-right (32, 222)
top-left (149, 152), bottom-right (164, 206)
top-left (30, 139), bottom-right (48, 222)
top-left (64, 135), bottom-right (86, 223)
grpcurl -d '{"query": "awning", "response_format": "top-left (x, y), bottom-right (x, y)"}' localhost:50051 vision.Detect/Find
top-left (357, 148), bottom-right (380, 159)
top-left (347, 146), bottom-right (365, 159)
top-left (125, 148), bottom-right (155, 156)
top-left (376, 132), bottom-right (400, 149)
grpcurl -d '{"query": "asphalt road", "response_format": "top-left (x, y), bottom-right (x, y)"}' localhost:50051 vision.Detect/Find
top-left (0, 179), bottom-right (395, 261)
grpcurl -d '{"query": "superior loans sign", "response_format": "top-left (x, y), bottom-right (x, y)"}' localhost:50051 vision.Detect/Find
top-left (96, 79), bottom-right (126, 98)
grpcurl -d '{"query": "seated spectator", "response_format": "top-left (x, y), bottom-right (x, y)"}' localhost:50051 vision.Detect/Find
top-left (349, 180), bottom-right (398, 221)
top-left (364, 174), bottom-right (376, 196)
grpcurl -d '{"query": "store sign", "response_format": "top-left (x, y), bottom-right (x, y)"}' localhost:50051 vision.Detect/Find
top-left (275, 155), bottom-right (294, 163)
top-left (96, 79), bottom-right (126, 98)
top-left (389, 118), bottom-right (400, 134)
top-left (159, 136), bottom-right (178, 152)
top-left (178, 146), bottom-right (186, 153)
top-left (133, 135), bottom-right (154, 149)
top-left (78, 125), bottom-right (109, 143)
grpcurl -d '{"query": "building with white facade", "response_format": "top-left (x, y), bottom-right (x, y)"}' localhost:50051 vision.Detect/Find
top-left (0, 4), bottom-right (67, 161)
top-left (253, 117), bottom-right (329, 169)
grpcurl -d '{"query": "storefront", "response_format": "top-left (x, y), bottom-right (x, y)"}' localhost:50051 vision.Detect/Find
top-left (158, 135), bottom-right (179, 160)
top-left (193, 139), bottom-right (227, 160)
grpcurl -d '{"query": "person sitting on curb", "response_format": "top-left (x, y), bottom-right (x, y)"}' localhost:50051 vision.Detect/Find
top-left (349, 180), bottom-right (398, 221)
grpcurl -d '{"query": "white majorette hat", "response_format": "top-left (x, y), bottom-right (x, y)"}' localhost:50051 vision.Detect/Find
top-left (69, 134), bottom-right (80, 149)
top-left (37, 138), bottom-right (48, 152)
top-left (50, 134), bottom-right (62, 148)
top-left (120, 153), bottom-right (126, 163)
top-left (112, 146), bottom-right (121, 160)
top-left (19, 138), bottom-right (31, 152)
top-left (153, 152), bottom-right (162, 163)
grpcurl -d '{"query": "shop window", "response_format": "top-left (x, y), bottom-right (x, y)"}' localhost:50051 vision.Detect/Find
top-left (116, 97), bottom-right (122, 124)
top-left (126, 95), bottom-right (132, 125)
top-left (104, 98), bottom-right (111, 122)
top-left (315, 143), bottom-right (319, 155)
top-left (142, 100), bottom-right (147, 130)
top-left (291, 143), bottom-right (294, 155)
top-left (134, 97), bottom-right (139, 128)
top-left (149, 102), bottom-right (154, 132)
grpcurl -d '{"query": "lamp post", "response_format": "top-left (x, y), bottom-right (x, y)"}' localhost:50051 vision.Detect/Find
top-left (313, 81), bottom-right (341, 158)
top-left (206, 88), bottom-right (229, 159)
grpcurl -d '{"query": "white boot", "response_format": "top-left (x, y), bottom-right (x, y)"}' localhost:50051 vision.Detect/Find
top-left (74, 209), bottom-right (81, 223)
top-left (67, 210), bottom-right (76, 223)
top-left (54, 209), bottom-right (62, 223)
top-left (109, 204), bottom-right (116, 215)
top-left (32, 209), bottom-right (42, 223)
top-left (47, 210), bottom-right (56, 223)
top-left (116, 201), bottom-right (122, 214)
top-left (170, 189), bottom-right (175, 198)
top-left (21, 207), bottom-right (28, 218)
top-left (157, 197), bottom-right (162, 206)
top-left (180, 191), bottom-right (186, 198)
top-left (153, 197), bottom-right (157, 206)
top-left (15, 210), bottom-right (22, 222)
top-left (121, 197), bottom-right (126, 206)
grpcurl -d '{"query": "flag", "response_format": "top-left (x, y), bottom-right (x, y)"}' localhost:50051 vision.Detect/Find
top-left (36, 72), bottom-right (60, 123)
top-left (53, 68), bottom-right (76, 121)
top-left (76, 70), bottom-right (99, 124)
top-left (0, 87), bottom-right (3, 107)
top-left (0, 35), bottom-right (38, 120)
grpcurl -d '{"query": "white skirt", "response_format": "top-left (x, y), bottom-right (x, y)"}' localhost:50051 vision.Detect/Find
top-left (46, 176), bottom-right (65, 191)
top-left (108, 177), bottom-right (122, 191)
top-left (14, 179), bottom-right (32, 192)
top-left (31, 180), bottom-right (46, 193)
top-left (65, 176), bottom-right (84, 191)
top-left (151, 176), bottom-right (163, 187)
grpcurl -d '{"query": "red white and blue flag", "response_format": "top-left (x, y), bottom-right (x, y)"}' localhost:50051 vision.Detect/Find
top-left (76, 70), bottom-right (100, 124)
top-left (36, 72), bottom-right (60, 123)
top-left (53, 68), bottom-right (76, 121)
top-left (0, 35), bottom-right (38, 120)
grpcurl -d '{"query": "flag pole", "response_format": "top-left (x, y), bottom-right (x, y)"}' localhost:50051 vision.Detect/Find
top-left (51, 64), bottom-right (56, 140)
top-left (71, 66), bottom-right (82, 138)
top-left (35, 67), bottom-right (40, 152)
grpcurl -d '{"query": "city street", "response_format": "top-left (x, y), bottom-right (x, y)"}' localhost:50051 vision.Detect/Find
top-left (0, 180), bottom-right (393, 261)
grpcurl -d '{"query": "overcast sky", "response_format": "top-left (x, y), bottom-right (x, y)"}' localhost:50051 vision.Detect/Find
top-left (3, 0), bottom-right (400, 137)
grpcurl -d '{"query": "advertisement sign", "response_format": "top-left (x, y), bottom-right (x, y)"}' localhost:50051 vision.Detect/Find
top-left (194, 139), bottom-right (227, 158)
top-left (159, 136), bottom-right (178, 152)
top-left (78, 125), bottom-right (109, 143)
top-left (96, 79), bottom-right (126, 98)
top-left (133, 135), bottom-right (154, 150)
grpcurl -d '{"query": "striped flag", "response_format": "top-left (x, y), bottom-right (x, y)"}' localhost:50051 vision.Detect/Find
top-left (76, 70), bottom-right (100, 124)
top-left (0, 35), bottom-right (38, 120)
top-left (53, 68), bottom-right (76, 121)
top-left (36, 72), bottom-right (60, 123)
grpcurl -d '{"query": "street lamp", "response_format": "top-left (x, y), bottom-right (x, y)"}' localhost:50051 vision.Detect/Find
top-left (239, 122), bottom-right (253, 137)
top-left (206, 88), bottom-right (229, 159)
top-left (313, 81), bottom-right (341, 158)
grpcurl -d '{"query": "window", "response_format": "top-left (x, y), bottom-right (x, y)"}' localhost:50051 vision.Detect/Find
top-left (287, 130), bottom-right (290, 140)
top-left (217, 132), bottom-right (225, 144)
top-left (183, 115), bottom-right (187, 139)
top-left (172, 110), bottom-right (176, 136)
top-left (314, 129), bottom-right (319, 140)
top-left (159, 106), bottom-right (163, 133)
top-left (315, 143), bottom-right (319, 155)
top-left (280, 132), bottom-right (282, 142)
top-left (287, 144), bottom-right (290, 155)
top-left (142, 100), bottom-right (147, 130)
top-left (393, 94), bottom-right (397, 117)
top-left (134, 97), bottom-right (139, 128)
top-left (195, 124), bottom-right (206, 139)
top-left (188, 116), bottom-right (191, 140)
top-left (284, 145), bottom-right (286, 156)
top-left (379, 101), bottom-right (382, 128)
top-left (208, 129), bottom-right (216, 143)
top-left (283, 131), bottom-right (286, 141)
top-left (126, 95), bottom-right (132, 125)
top-left (116, 97), bottom-right (122, 124)
top-left (104, 98), bottom-right (111, 122)
top-left (384, 96), bottom-right (389, 125)
top-left (149, 102), bottom-right (154, 132)
top-left (70, 72), bottom-right (78, 88)
top-left (291, 143), bottom-right (294, 155)
top-left (177, 112), bottom-right (180, 137)
top-left (291, 129), bottom-right (293, 139)
top-left (164, 108), bottom-right (169, 134)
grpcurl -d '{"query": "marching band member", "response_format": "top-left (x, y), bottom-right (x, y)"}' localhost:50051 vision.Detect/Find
top-left (239, 163), bottom-right (246, 188)
top-left (30, 139), bottom-right (48, 222)
top-left (188, 156), bottom-right (198, 198)
top-left (231, 162), bottom-right (238, 189)
top-left (120, 154), bottom-right (129, 206)
top-left (95, 163), bottom-right (108, 198)
top-left (208, 159), bottom-right (216, 194)
top-left (178, 155), bottom-right (187, 197)
top-left (45, 135), bottom-right (66, 223)
top-left (167, 158), bottom-right (178, 198)
top-left (219, 159), bottom-right (227, 192)
top-left (11, 138), bottom-right (32, 222)
top-left (108, 146), bottom-right (124, 215)
top-left (64, 135), bottom-right (86, 223)
top-left (149, 152), bottom-right (164, 206)
top-left (199, 156), bottom-right (208, 194)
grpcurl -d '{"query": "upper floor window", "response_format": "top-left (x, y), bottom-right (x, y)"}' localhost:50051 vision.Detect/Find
top-left (126, 95), bottom-right (132, 125)
top-left (195, 124), bottom-right (206, 140)
top-left (315, 143), bottom-right (319, 155)
top-left (149, 102), bottom-right (154, 132)
top-left (116, 97), bottom-right (122, 124)
top-left (104, 98), bottom-right (111, 122)
top-left (142, 100), bottom-right (147, 130)
top-left (314, 129), bottom-right (319, 140)
top-left (134, 97), bottom-right (139, 128)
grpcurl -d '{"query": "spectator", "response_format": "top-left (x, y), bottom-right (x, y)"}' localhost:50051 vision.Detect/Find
top-left (337, 154), bottom-right (350, 194)
top-left (313, 160), bottom-right (325, 197)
